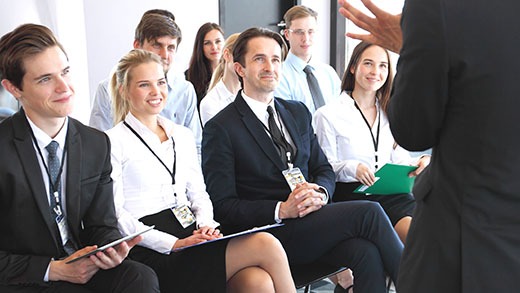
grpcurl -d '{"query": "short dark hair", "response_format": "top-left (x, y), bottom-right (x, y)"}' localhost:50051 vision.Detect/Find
top-left (134, 13), bottom-right (182, 46)
top-left (232, 27), bottom-right (287, 67)
top-left (142, 9), bottom-right (175, 21)
top-left (232, 27), bottom-right (287, 86)
top-left (0, 23), bottom-right (66, 89)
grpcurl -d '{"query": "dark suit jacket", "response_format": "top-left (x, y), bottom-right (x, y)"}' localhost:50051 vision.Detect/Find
top-left (388, 0), bottom-right (520, 292)
top-left (202, 92), bottom-right (335, 233)
top-left (0, 109), bottom-right (122, 286)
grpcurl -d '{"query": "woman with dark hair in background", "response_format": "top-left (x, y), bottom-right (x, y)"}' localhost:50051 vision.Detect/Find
top-left (185, 22), bottom-right (224, 107)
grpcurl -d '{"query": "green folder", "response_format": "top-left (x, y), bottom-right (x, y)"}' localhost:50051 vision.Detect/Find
top-left (353, 163), bottom-right (418, 195)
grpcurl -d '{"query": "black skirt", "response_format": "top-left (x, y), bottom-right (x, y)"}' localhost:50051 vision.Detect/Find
top-left (129, 209), bottom-right (228, 293)
top-left (333, 182), bottom-right (416, 226)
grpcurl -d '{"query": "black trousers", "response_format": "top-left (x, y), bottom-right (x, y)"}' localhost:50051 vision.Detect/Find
top-left (0, 259), bottom-right (159, 293)
top-left (270, 201), bottom-right (403, 293)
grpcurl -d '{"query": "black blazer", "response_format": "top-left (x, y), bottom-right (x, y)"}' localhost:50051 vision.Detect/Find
top-left (202, 92), bottom-right (334, 233)
top-left (388, 0), bottom-right (520, 292)
top-left (0, 109), bottom-right (121, 286)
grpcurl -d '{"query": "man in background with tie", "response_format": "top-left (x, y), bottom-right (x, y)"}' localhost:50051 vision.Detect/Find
top-left (274, 5), bottom-right (341, 113)
top-left (202, 27), bottom-right (403, 293)
top-left (0, 24), bottom-right (159, 292)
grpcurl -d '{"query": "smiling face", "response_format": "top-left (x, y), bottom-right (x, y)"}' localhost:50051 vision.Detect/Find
top-left (351, 45), bottom-right (389, 94)
top-left (126, 61), bottom-right (168, 121)
top-left (234, 37), bottom-right (282, 101)
top-left (3, 45), bottom-right (75, 126)
top-left (203, 29), bottom-right (224, 65)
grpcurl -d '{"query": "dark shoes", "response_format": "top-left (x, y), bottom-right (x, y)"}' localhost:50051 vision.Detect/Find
top-left (334, 284), bottom-right (354, 293)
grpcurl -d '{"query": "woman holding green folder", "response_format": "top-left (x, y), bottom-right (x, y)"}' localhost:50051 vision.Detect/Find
top-left (313, 42), bottom-right (430, 243)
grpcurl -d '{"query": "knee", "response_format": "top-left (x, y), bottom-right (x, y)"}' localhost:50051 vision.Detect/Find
top-left (250, 232), bottom-right (286, 257)
top-left (228, 267), bottom-right (275, 293)
top-left (122, 261), bottom-right (160, 291)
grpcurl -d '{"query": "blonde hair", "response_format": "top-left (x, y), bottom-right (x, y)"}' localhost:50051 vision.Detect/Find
top-left (283, 5), bottom-right (318, 29)
top-left (110, 49), bottom-right (163, 124)
top-left (208, 33), bottom-right (240, 91)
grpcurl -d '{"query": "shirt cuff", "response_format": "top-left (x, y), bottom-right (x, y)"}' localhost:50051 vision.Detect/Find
top-left (317, 186), bottom-right (329, 203)
top-left (274, 201), bottom-right (283, 223)
top-left (44, 259), bottom-right (52, 282)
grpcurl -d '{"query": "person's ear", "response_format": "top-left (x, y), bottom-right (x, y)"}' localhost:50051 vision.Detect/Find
top-left (350, 65), bottom-right (355, 75)
top-left (133, 39), bottom-right (141, 49)
top-left (234, 62), bottom-right (245, 78)
top-left (1, 79), bottom-right (22, 99)
top-left (284, 29), bottom-right (290, 40)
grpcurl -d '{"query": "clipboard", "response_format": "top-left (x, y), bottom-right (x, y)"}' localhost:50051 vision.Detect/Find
top-left (172, 223), bottom-right (284, 252)
top-left (66, 225), bottom-right (155, 264)
top-left (354, 163), bottom-right (417, 195)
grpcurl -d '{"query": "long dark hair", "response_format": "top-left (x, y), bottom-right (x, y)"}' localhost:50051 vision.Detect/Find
top-left (341, 41), bottom-right (393, 113)
top-left (186, 22), bottom-right (223, 105)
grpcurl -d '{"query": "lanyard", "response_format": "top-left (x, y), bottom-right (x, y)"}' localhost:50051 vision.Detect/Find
top-left (262, 109), bottom-right (295, 169)
top-left (352, 98), bottom-right (381, 169)
top-left (30, 129), bottom-right (68, 215)
top-left (123, 122), bottom-right (176, 185)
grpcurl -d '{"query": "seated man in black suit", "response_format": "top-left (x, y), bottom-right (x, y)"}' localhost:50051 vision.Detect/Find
top-left (202, 27), bottom-right (404, 293)
top-left (0, 24), bottom-right (159, 292)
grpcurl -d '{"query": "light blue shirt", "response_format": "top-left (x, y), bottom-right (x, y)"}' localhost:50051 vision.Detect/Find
top-left (89, 72), bottom-right (202, 156)
top-left (275, 51), bottom-right (341, 113)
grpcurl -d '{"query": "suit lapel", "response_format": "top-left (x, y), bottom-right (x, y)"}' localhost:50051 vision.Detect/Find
top-left (11, 110), bottom-right (61, 248)
top-left (234, 93), bottom-right (286, 170)
top-left (65, 119), bottom-right (81, 243)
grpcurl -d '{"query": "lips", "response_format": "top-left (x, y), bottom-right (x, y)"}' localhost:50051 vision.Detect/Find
top-left (147, 99), bottom-right (162, 106)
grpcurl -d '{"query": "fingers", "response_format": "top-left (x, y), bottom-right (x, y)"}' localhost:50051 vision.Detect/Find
top-left (361, 0), bottom-right (386, 18)
top-left (124, 234), bottom-right (143, 248)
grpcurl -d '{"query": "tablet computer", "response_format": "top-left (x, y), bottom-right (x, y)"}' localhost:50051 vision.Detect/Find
top-left (66, 225), bottom-right (154, 264)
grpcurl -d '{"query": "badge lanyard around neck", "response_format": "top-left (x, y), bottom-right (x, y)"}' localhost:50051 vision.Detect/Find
top-left (123, 122), bottom-right (177, 188)
top-left (352, 97), bottom-right (381, 169)
top-left (30, 129), bottom-right (68, 216)
top-left (262, 107), bottom-right (295, 169)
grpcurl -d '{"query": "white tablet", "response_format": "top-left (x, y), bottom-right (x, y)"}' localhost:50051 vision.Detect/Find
top-left (66, 225), bottom-right (154, 264)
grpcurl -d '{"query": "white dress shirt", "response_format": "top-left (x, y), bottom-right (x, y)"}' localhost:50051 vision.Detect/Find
top-left (90, 71), bottom-right (203, 157)
top-left (313, 91), bottom-right (414, 183)
top-left (275, 51), bottom-right (341, 113)
top-left (200, 80), bottom-right (236, 126)
top-left (107, 113), bottom-right (218, 254)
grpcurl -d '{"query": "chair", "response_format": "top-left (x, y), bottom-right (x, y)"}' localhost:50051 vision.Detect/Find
top-left (291, 262), bottom-right (348, 293)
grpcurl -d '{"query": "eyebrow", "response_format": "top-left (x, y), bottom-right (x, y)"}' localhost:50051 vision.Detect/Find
top-left (33, 66), bottom-right (70, 81)
top-left (362, 58), bottom-right (388, 64)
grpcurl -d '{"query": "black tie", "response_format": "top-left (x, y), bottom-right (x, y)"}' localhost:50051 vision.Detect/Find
top-left (303, 65), bottom-right (325, 110)
top-left (46, 141), bottom-right (76, 256)
top-left (267, 106), bottom-right (293, 166)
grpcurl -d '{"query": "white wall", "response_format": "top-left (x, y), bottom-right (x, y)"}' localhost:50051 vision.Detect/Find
top-left (83, 0), bottom-right (219, 111)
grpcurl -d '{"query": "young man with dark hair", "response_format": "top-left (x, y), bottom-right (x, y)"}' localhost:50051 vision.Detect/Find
top-left (0, 23), bottom-right (159, 292)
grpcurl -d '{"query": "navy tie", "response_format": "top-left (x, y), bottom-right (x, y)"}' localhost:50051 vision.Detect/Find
top-left (46, 141), bottom-right (76, 255)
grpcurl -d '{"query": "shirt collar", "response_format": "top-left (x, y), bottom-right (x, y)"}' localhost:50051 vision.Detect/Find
top-left (286, 51), bottom-right (314, 72)
top-left (241, 90), bottom-right (276, 125)
top-left (27, 116), bottom-right (68, 150)
top-left (124, 112), bottom-right (174, 140)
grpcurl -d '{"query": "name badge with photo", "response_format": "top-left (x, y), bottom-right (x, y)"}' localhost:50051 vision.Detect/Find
top-left (171, 205), bottom-right (196, 228)
top-left (282, 167), bottom-right (307, 191)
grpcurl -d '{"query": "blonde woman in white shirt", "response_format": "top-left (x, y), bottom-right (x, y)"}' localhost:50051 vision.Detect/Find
top-left (200, 33), bottom-right (241, 126)
top-left (314, 42), bottom-right (430, 243)
top-left (107, 49), bottom-right (295, 293)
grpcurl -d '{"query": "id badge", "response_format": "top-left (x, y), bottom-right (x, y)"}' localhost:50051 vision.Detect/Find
top-left (171, 205), bottom-right (196, 228)
top-left (282, 167), bottom-right (306, 191)
top-left (56, 214), bottom-right (69, 243)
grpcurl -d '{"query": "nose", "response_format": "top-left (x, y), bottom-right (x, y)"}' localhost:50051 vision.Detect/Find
top-left (55, 75), bottom-right (70, 93)
top-left (158, 46), bottom-right (169, 59)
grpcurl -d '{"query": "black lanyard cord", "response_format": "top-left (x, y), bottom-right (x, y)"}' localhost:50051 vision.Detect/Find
top-left (123, 121), bottom-right (176, 185)
top-left (30, 128), bottom-right (68, 199)
top-left (352, 98), bottom-right (381, 169)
